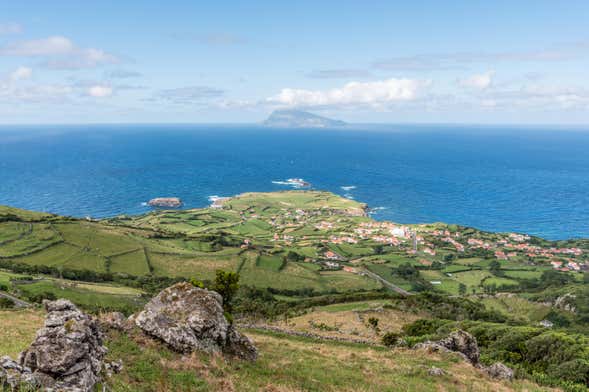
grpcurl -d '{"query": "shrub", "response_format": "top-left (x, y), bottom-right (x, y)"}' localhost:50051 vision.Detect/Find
top-left (367, 317), bottom-right (379, 329)
top-left (402, 318), bottom-right (448, 336)
top-left (27, 291), bottom-right (57, 304)
top-left (212, 270), bottom-right (240, 312)
top-left (0, 297), bottom-right (15, 309)
top-left (382, 332), bottom-right (401, 347)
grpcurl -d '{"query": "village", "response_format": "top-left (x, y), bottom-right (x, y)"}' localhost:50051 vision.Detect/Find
top-left (229, 200), bottom-right (588, 275)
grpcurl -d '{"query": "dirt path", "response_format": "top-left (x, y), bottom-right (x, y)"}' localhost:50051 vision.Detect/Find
top-left (361, 268), bottom-right (413, 296)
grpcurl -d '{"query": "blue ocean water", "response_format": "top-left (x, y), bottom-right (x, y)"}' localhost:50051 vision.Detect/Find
top-left (1, 124), bottom-right (589, 240)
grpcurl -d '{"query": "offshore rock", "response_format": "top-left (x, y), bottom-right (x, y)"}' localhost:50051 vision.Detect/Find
top-left (135, 282), bottom-right (257, 360)
top-left (148, 197), bottom-right (182, 208)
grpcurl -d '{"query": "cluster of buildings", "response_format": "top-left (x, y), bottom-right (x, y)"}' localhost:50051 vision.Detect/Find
top-left (550, 260), bottom-right (583, 272)
top-left (235, 204), bottom-right (588, 274)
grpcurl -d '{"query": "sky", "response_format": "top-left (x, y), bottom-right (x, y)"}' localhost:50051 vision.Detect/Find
top-left (1, 1), bottom-right (589, 124)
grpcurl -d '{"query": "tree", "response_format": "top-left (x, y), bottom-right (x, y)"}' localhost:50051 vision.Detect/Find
top-left (540, 270), bottom-right (575, 288)
top-left (394, 263), bottom-right (419, 279)
top-left (373, 245), bottom-right (384, 255)
top-left (458, 283), bottom-right (467, 295)
top-left (489, 260), bottom-right (501, 271)
top-left (212, 270), bottom-right (240, 313)
top-left (285, 251), bottom-right (304, 262)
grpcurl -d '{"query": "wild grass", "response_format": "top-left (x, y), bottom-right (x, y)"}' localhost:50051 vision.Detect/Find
top-left (104, 327), bottom-right (556, 392)
top-left (0, 309), bottom-right (44, 357)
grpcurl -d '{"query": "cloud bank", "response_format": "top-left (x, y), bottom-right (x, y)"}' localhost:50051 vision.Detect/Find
top-left (459, 71), bottom-right (494, 89)
top-left (0, 36), bottom-right (119, 69)
top-left (267, 78), bottom-right (429, 108)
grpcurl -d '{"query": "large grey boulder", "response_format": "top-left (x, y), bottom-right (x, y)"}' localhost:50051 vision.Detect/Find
top-left (485, 362), bottom-right (514, 380)
top-left (415, 330), bottom-right (480, 365)
top-left (0, 299), bottom-right (107, 391)
top-left (0, 355), bottom-right (39, 390)
top-left (135, 282), bottom-right (257, 361)
top-left (436, 330), bottom-right (480, 364)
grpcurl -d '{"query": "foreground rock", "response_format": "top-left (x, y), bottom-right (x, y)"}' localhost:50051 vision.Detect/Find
top-left (135, 282), bottom-right (257, 361)
top-left (415, 330), bottom-right (514, 381)
top-left (0, 299), bottom-right (107, 391)
top-left (415, 330), bottom-right (480, 365)
top-left (486, 362), bottom-right (514, 380)
top-left (100, 311), bottom-right (132, 331)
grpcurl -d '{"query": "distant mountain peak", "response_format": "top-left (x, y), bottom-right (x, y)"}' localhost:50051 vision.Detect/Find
top-left (263, 109), bottom-right (346, 128)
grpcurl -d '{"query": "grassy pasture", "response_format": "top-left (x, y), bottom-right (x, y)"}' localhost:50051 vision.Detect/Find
top-left (256, 254), bottom-right (284, 271)
top-left (10, 243), bottom-right (80, 267)
top-left (104, 328), bottom-right (555, 392)
top-left (15, 280), bottom-right (145, 313)
top-left (451, 270), bottom-right (492, 292)
top-left (483, 276), bottom-right (520, 289)
top-left (0, 309), bottom-right (44, 357)
top-left (110, 249), bottom-right (150, 275)
top-left (479, 296), bottom-right (551, 323)
top-left (502, 270), bottom-right (544, 280)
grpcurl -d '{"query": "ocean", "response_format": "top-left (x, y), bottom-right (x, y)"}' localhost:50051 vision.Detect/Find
top-left (1, 124), bottom-right (588, 240)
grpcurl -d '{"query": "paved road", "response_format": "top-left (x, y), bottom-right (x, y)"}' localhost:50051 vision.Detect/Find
top-left (0, 291), bottom-right (31, 308)
top-left (361, 269), bottom-right (413, 296)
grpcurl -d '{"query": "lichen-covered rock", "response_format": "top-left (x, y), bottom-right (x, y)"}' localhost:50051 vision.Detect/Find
top-left (224, 325), bottom-right (258, 361)
top-left (435, 330), bottom-right (480, 364)
top-left (414, 330), bottom-right (480, 365)
top-left (428, 366), bottom-right (446, 376)
top-left (0, 356), bottom-right (39, 390)
top-left (0, 299), bottom-right (107, 392)
top-left (486, 362), bottom-right (514, 380)
top-left (135, 282), bottom-right (257, 360)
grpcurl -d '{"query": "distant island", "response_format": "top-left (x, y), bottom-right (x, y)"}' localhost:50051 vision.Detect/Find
top-left (263, 109), bottom-right (346, 128)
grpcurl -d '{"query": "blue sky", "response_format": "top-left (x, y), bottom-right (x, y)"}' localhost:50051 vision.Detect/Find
top-left (1, 1), bottom-right (589, 124)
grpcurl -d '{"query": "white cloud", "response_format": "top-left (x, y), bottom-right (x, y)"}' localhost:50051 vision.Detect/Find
top-left (0, 36), bottom-right (74, 56)
top-left (267, 78), bottom-right (429, 108)
top-left (87, 85), bottom-right (113, 97)
top-left (373, 42), bottom-right (589, 71)
top-left (0, 22), bottom-right (22, 35)
top-left (154, 86), bottom-right (225, 104)
top-left (0, 83), bottom-right (73, 103)
top-left (459, 71), bottom-right (494, 89)
top-left (306, 69), bottom-right (373, 79)
top-left (10, 66), bottom-right (32, 81)
top-left (0, 36), bottom-right (119, 69)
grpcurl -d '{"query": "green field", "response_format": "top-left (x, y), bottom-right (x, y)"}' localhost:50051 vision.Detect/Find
top-left (15, 279), bottom-right (145, 313)
top-left (1, 191), bottom-right (587, 299)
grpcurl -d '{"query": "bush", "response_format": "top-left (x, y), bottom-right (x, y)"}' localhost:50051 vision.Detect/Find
top-left (27, 291), bottom-right (57, 304)
top-left (402, 318), bottom-right (448, 336)
top-left (212, 270), bottom-right (240, 312)
top-left (0, 297), bottom-right (15, 309)
top-left (368, 317), bottom-right (379, 329)
top-left (382, 332), bottom-right (401, 347)
top-left (547, 359), bottom-right (589, 385)
top-left (452, 321), bottom-right (589, 388)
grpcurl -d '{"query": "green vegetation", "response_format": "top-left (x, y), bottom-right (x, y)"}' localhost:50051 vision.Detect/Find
top-left (1, 191), bottom-right (589, 390)
top-left (103, 327), bottom-right (553, 392)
